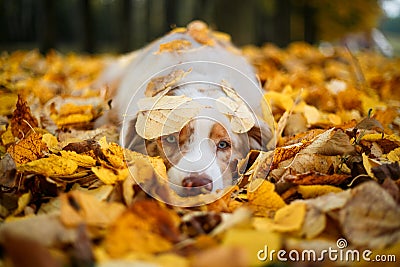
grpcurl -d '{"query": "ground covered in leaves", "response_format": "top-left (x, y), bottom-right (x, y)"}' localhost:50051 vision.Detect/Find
top-left (0, 45), bottom-right (400, 267)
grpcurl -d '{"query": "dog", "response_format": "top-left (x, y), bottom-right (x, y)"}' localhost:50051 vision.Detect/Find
top-left (98, 21), bottom-right (273, 197)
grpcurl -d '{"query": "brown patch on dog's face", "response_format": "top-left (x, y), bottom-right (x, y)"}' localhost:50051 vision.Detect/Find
top-left (151, 123), bottom-right (194, 170)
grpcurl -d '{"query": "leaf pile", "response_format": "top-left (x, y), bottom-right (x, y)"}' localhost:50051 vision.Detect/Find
top-left (0, 46), bottom-right (400, 267)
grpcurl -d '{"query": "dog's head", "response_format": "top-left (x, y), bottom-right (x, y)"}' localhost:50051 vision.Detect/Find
top-left (124, 95), bottom-right (272, 197)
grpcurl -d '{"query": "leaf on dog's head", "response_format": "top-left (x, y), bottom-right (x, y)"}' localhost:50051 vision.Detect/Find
top-left (145, 69), bottom-right (192, 97)
top-left (216, 85), bottom-right (255, 133)
top-left (157, 39), bottom-right (192, 54)
top-left (187, 20), bottom-right (215, 46)
top-left (135, 95), bottom-right (203, 139)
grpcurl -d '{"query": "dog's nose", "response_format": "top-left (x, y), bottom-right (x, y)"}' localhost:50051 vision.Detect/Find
top-left (181, 175), bottom-right (213, 196)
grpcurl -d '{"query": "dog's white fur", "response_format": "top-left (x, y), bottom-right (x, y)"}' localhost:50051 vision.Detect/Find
top-left (98, 21), bottom-right (272, 196)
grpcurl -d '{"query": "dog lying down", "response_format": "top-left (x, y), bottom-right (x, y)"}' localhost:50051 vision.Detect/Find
top-left (98, 21), bottom-right (274, 197)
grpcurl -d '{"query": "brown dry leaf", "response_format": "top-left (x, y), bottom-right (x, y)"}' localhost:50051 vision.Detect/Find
top-left (157, 39), bottom-right (192, 54)
top-left (285, 172), bottom-right (351, 186)
top-left (282, 154), bottom-right (343, 176)
top-left (339, 181), bottom-right (400, 248)
top-left (270, 142), bottom-right (310, 170)
top-left (145, 69), bottom-right (192, 97)
top-left (301, 128), bottom-right (355, 156)
top-left (104, 200), bottom-right (180, 257)
top-left (372, 162), bottom-right (400, 181)
top-left (136, 95), bottom-right (203, 139)
top-left (247, 179), bottom-right (286, 217)
top-left (60, 190), bottom-right (125, 228)
top-left (18, 154), bottom-right (78, 176)
top-left (0, 153), bottom-right (17, 188)
top-left (7, 132), bottom-right (48, 165)
top-left (10, 95), bottom-right (39, 139)
top-left (0, 213), bottom-right (77, 248)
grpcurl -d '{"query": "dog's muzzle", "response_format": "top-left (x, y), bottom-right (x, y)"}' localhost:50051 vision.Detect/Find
top-left (181, 174), bottom-right (213, 196)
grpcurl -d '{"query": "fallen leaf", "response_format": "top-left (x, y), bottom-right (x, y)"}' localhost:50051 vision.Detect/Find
top-left (284, 172), bottom-right (351, 186)
top-left (18, 154), bottom-right (78, 176)
top-left (0, 93), bottom-right (18, 116)
top-left (301, 128), bottom-right (355, 156)
top-left (372, 162), bottom-right (400, 181)
top-left (60, 190), bottom-right (125, 228)
top-left (0, 213), bottom-right (77, 248)
top-left (296, 185), bottom-right (342, 199)
top-left (222, 227), bottom-right (281, 266)
top-left (339, 181), bottom-right (400, 248)
top-left (191, 246), bottom-right (248, 267)
top-left (247, 179), bottom-right (286, 217)
top-left (60, 150), bottom-right (96, 168)
top-left (271, 201), bottom-right (307, 232)
top-left (7, 132), bottom-right (48, 165)
top-left (92, 166), bottom-right (128, 185)
top-left (13, 191), bottom-right (31, 216)
top-left (0, 153), bottom-right (17, 188)
top-left (10, 95), bottom-right (39, 139)
top-left (104, 200), bottom-right (180, 257)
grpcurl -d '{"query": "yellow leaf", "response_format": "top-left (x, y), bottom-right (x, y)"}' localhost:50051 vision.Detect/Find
top-left (60, 190), bottom-right (125, 228)
top-left (51, 113), bottom-right (93, 126)
top-left (18, 154), bottom-right (77, 176)
top-left (92, 166), bottom-right (128, 185)
top-left (264, 91), bottom-right (294, 111)
top-left (104, 200), bottom-right (180, 257)
top-left (42, 133), bottom-right (61, 153)
top-left (0, 93), bottom-right (18, 116)
top-left (1, 125), bottom-right (15, 146)
top-left (362, 152), bottom-right (380, 178)
top-left (60, 150), bottom-right (96, 167)
top-left (297, 185), bottom-right (342, 199)
top-left (271, 202), bottom-right (307, 232)
top-left (387, 147), bottom-right (400, 162)
top-left (247, 179), bottom-right (286, 217)
top-left (303, 105), bottom-right (321, 125)
top-left (222, 227), bottom-right (281, 266)
top-left (13, 192), bottom-right (32, 216)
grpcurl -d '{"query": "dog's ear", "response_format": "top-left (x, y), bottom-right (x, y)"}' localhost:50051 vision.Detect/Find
top-left (247, 119), bottom-right (273, 151)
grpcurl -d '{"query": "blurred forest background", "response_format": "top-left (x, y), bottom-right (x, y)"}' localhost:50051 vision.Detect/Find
top-left (0, 0), bottom-right (399, 55)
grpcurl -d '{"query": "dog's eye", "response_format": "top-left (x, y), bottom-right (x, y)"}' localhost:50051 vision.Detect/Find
top-left (217, 140), bottom-right (230, 150)
top-left (164, 135), bottom-right (177, 144)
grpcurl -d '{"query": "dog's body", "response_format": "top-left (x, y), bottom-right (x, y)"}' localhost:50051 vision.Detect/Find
top-left (99, 21), bottom-right (272, 196)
